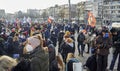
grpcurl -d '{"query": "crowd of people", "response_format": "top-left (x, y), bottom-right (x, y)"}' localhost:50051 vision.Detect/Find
top-left (0, 19), bottom-right (119, 71)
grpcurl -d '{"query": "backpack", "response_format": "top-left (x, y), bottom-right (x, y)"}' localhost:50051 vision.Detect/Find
top-left (12, 59), bottom-right (31, 71)
top-left (78, 33), bottom-right (85, 42)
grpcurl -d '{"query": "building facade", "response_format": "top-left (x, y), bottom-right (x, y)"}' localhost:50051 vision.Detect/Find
top-left (103, 0), bottom-right (120, 23)
top-left (76, 2), bottom-right (85, 24)
top-left (84, 0), bottom-right (106, 25)
top-left (27, 9), bottom-right (40, 18)
top-left (0, 9), bottom-right (5, 18)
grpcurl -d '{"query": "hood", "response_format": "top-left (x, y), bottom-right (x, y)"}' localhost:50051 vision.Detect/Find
top-left (29, 46), bottom-right (48, 60)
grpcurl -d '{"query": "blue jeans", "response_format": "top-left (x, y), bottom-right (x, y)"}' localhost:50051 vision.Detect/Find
top-left (109, 49), bottom-right (120, 71)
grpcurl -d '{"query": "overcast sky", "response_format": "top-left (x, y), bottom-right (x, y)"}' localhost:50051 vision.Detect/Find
top-left (0, 0), bottom-right (86, 13)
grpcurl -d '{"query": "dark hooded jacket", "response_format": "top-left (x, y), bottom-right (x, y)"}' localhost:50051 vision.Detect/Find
top-left (30, 46), bottom-right (49, 71)
top-left (48, 44), bottom-right (59, 71)
top-left (6, 36), bottom-right (14, 56)
top-left (0, 37), bottom-right (6, 55)
top-left (12, 46), bottom-right (49, 71)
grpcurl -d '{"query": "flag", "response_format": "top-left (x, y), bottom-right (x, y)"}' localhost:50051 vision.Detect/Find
top-left (88, 11), bottom-right (96, 27)
top-left (27, 17), bottom-right (32, 25)
top-left (47, 16), bottom-right (54, 23)
top-left (23, 16), bottom-right (27, 23)
top-left (48, 18), bottom-right (52, 23)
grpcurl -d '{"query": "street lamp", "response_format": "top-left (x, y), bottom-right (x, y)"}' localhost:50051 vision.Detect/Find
top-left (110, 0), bottom-right (113, 24)
top-left (68, 0), bottom-right (71, 23)
top-left (77, 8), bottom-right (80, 24)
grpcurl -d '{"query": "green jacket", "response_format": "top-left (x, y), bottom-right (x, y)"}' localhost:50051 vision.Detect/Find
top-left (30, 47), bottom-right (49, 71)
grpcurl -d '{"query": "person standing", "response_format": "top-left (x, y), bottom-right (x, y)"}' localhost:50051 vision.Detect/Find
top-left (109, 29), bottom-right (120, 71)
top-left (58, 30), bottom-right (65, 47)
top-left (23, 34), bottom-right (49, 71)
top-left (59, 38), bottom-right (75, 63)
top-left (95, 29), bottom-right (112, 71)
top-left (77, 30), bottom-right (85, 57)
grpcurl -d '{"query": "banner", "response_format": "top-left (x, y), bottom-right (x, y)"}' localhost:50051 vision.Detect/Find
top-left (88, 11), bottom-right (96, 27)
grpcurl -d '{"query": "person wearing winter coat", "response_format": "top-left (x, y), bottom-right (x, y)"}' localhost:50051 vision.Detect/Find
top-left (48, 44), bottom-right (59, 71)
top-left (23, 34), bottom-right (49, 71)
top-left (109, 29), bottom-right (120, 71)
top-left (84, 49), bottom-right (97, 71)
top-left (66, 53), bottom-right (80, 71)
top-left (95, 29), bottom-right (112, 71)
top-left (0, 37), bottom-right (6, 55)
top-left (77, 31), bottom-right (85, 57)
top-left (13, 33), bottom-right (20, 55)
top-left (50, 31), bottom-right (57, 47)
top-left (58, 30), bottom-right (65, 47)
top-left (59, 38), bottom-right (75, 63)
top-left (44, 28), bottom-right (50, 40)
top-left (6, 36), bottom-right (14, 57)
top-left (84, 32), bottom-right (91, 53)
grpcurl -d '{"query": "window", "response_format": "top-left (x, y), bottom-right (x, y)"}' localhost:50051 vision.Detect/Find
top-left (111, 6), bottom-right (115, 9)
top-left (111, 11), bottom-right (113, 13)
top-left (105, 2), bottom-right (108, 4)
top-left (111, 11), bottom-right (115, 13)
top-left (118, 10), bottom-right (120, 13)
top-left (117, 6), bottom-right (120, 8)
top-left (117, 15), bottom-right (120, 18)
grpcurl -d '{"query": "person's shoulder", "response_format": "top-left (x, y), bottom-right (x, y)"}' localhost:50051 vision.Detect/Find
top-left (69, 58), bottom-right (80, 63)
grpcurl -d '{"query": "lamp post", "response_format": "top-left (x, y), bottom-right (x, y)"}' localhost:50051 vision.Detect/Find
top-left (68, 0), bottom-right (71, 23)
top-left (77, 8), bottom-right (80, 24)
top-left (110, 0), bottom-right (112, 24)
top-left (101, 0), bottom-right (103, 26)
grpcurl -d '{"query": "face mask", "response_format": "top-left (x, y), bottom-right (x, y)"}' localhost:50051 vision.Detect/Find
top-left (25, 44), bottom-right (34, 52)
top-left (28, 37), bottom-right (40, 48)
top-left (103, 33), bottom-right (109, 38)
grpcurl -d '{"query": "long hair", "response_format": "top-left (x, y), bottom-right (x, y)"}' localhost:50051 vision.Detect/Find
top-left (56, 55), bottom-right (64, 70)
top-left (0, 55), bottom-right (17, 71)
top-left (66, 53), bottom-right (75, 63)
